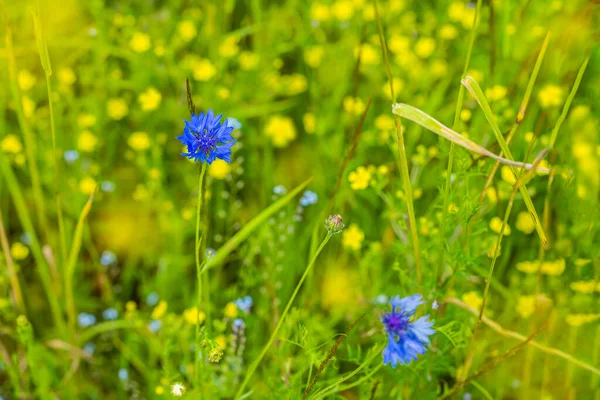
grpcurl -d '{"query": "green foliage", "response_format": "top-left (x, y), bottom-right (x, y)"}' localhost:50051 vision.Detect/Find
top-left (0, 0), bottom-right (599, 399)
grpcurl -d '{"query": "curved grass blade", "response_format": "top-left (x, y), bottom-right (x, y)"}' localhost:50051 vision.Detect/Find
top-left (391, 103), bottom-right (550, 173)
top-left (206, 177), bottom-right (312, 270)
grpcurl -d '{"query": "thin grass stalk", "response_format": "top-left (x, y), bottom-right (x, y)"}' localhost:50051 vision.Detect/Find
top-left (438, 0), bottom-right (483, 285)
top-left (194, 163), bottom-right (208, 388)
top-left (373, 0), bottom-right (423, 285)
top-left (235, 233), bottom-right (333, 399)
top-left (461, 76), bottom-right (548, 248)
top-left (31, 4), bottom-right (67, 265)
top-left (0, 209), bottom-right (25, 313)
top-left (0, 156), bottom-right (65, 333)
top-left (479, 32), bottom-right (551, 202)
top-left (65, 192), bottom-right (95, 331)
top-left (3, 1), bottom-right (48, 238)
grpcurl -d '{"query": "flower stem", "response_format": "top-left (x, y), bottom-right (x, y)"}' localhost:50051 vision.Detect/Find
top-left (235, 233), bottom-right (332, 399)
top-left (194, 163), bottom-right (208, 388)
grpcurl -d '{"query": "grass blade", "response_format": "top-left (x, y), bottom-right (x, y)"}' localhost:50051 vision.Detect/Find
top-left (65, 192), bottom-right (96, 331)
top-left (206, 177), bottom-right (312, 270)
top-left (391, 104), bottom-right (549, 173)
top-left (461, 76), bottom-right (548, 248)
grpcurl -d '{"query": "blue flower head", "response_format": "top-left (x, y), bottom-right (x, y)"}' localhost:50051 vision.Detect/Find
top-left (382, 294), bottom-right (434, 368)
top-left (177, 109), bottom-right (235, 164)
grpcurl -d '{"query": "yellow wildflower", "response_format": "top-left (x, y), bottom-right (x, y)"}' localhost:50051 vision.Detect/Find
top-left (193, 59), bottom-right (217, 81)
top-left (77, 113), bottom-right (97, 128)
top-left (540, 259), bottom-right (565, 276)
top-left (348, 166), bottom-right (371, 190)
top-left (574, 258), bottom-right (591, 267)
top-left (355, 43), bottom-right (380, 65)
top-left (18, 70), bottom-right (36, 91)
top-left (415, 37), bottom-right (436, 58)
top-left (138, 87), bottom-right (162, 111)
top-left (462, 291), bottom-right (482, 311)
top-left (208, 159), bottom-right (231, 179)
top-left (239, 51), bottom-right (260, 70)
top-left (287, 74), bottom-right (307, 94)
top-left (566, 313), bottom-right (600, 327)
top-left (375, 114), bottom-right (395, 131)
top-left (177, 20), bottom-right (197, 41)
top-left (342, 224), bottom-right (365, 250)
top-left (155, 386), bottom-right (165, 395)
top-left (332, 0), bottom-right (354, 21)
top-left (264, 115), bottom-right (296, 147)
top-left (58, 67), bottom-right (76, 86)
top-left (516, 295), bottom-right (536, 319)
top-left (130, 32), bottom-right (151, 53)
top-left (78, 130), bottom-right (98, 152)
top-left (517, 260), bottom-right (539, 274)
top-left (219, 36), bottom-right (239, 58)
top-left (311, 4), bottom-right (330, 21)
top-left (489, 217), bottom-right (511, 235)
top-left (538, 85), bottom-right (564, 109)
top-left (183, 307), bottom-right (206, 325)
top-left (107, 98), bottom-right (129, 120)
top-left (448, 203), bottom-right (459, 214)
top-left (1, 135), bottom-right (23, 154)
top-left (500, 166), bottom-right (516, 184)
top-left (132, 184), bottom-right (149, 201)
top-left (304, 46), bottom-right (324, 68)
top-left (79, 177), bottom-right (97, 195)
top-left (11, 242), bottom-right (29, 260)
top-left (22, 96), bottom-right (36, 118)
top-left (151, 300), bottom-right (168, 319)
top-left (126, 301), bottom-right (137, 312)
top-left (388, 34), bottom-right (411, 54)
top-left (303, 113), bottom-right (316, 134)
top-left (343, 96), bottom-right (365, 115)
top-left (440, 24), bottom-right (458, 40)
top-left (485, 85), bottom-right (507, 102)
top-left (570, 281), bottom-right (596, 294)
top-left (128, 131), bottom-right (151, 151)
top-left (224, 302), bottom-right (238, 318)
top-left (515, 211), bottom-right (535, 234)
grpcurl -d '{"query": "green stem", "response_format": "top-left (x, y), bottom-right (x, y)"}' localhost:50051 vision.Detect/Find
top-left (438, 0), bottom-right (482, 285)
top-left (235, 233), bottom-right (333, 399)
top-left (194, 163), bottom-right (208, 387)
top-left (373, 0), bottom-right (422, 285)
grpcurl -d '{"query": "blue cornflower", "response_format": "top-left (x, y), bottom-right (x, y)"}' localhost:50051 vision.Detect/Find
top-left (177, 109), bottom-right (235, 164)
top-left (381, 294), bottom-right (434, 368)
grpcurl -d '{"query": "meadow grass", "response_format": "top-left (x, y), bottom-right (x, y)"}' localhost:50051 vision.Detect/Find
top-left (0, 0), bottom-right (599, 399)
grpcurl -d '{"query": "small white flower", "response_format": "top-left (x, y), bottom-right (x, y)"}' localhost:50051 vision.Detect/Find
top-left (171, 382), bottom-right (186, 397)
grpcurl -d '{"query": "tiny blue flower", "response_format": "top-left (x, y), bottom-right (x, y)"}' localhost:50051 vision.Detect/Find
top-left (148, 319), bottom-right (162, 333)
top-left (20, 232), bottom-right (32, 246)
top-left (381, 294), bottom-right (434, 368)
top-left (77, 312), bottom-right (96, 328)
top-left (233, 318), bottom-right (245, 329)
top-left (228, 117), bottom-right (242, 130)
top-left (100, 250), bottom-right (117, 266)
top-left (100, 181), bottom-right (115, 192)
top-left (118, 368), bottom-right (129, 381)
top-left (83, 343), bottom-right (95, 355)
top-left (432, 300), bottom-right (439, 310)
top-left (103, 308), bottom-right (119, 321)
top-left (206, 248), bottom-right (216, 260)
top-left (273, 185), bottom-right (287, 195)
top-left (146, 292), bottom-right (159, 306)
top-left (177, 109), bottom-right (235, 164)
top-left (63, 150), bottom-right (79, 164)
top-left (299, 190), bottom-right (318, 207)
top-left (234, 296), bottom-right (253, 313)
